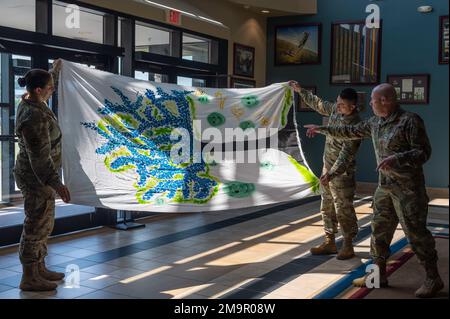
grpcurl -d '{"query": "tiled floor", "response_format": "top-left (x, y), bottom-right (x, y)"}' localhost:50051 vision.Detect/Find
top-left (339, 238), bottom-right (449, 299)
top-left (0, 198), bottom-right (448, 299)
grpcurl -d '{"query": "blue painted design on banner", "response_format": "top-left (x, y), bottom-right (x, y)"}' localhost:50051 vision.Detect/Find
top-left (81, 86), bottom-right (219, 204)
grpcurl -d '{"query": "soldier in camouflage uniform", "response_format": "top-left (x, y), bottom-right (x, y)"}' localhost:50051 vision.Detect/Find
top-left (290, 81), bottom-right (361, 260)
top-left (14, 59), bottom-right (71, 292)
top-left (304, 84), bottom-right (443, 298)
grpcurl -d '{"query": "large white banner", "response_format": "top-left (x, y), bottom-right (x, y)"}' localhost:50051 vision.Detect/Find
top-left (59, 60), bottom-right (319, 212)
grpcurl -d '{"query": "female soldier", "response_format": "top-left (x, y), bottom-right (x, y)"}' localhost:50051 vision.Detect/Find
top-left (14, 59), bottom-right (71, 291)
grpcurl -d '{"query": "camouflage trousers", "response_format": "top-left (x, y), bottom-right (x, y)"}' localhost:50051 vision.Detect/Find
top-left (320, 173), bottom-right (358, 239)
top-left (15, 172), bottom-right (56, 265)
top-left (370, 185), bottom-right (437, 263)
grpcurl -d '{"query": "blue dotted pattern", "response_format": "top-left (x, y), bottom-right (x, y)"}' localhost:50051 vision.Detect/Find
top-left (81, 86), bottom-right (218, 204)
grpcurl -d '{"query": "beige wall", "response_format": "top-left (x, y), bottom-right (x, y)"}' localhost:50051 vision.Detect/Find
top-left (79, 0), bottom-right (267, 87)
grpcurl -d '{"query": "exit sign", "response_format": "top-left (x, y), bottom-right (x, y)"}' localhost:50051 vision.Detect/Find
top-left (167, 10), bottom-right (181, 25)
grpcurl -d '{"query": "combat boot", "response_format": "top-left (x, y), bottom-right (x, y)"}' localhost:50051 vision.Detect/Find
top-left (352, 258), bottom-right (388, 288)
top-left (310, 233), bottom-right (337, 255)
top-left (415, 261), bottom-right (444, 298)
top-left (336, 237), bottom-right (355, 260)
top-left (19, 262), bottom-right (57, 292)
top-left (38, 261), bottom-right (65, 281)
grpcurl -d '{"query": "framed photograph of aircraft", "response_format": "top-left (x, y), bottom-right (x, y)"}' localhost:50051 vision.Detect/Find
top-left (274, 23), bottom-right (322, 65)
top-left (233, 43), bottom-right (255, 78)
top-left (330, 20), bottom-right (382, 85)
top-left (230, 77), bottom-right (256, 88)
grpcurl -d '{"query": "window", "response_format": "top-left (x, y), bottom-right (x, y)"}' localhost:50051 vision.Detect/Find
top-left (150, 73), bottom-right (169, 83)
top-left (135, 22), bottom-right (172, 56)
top-left (52, 1), bottom-right (104, 44)
top-left (13, 56), bottom-right (31, 127)
top-left (135, 70), bottom-right (149, 81)
top-left (11, 56), bottom-right (31, 195)
top-left (135, 70), bottom-right (169, 83)
top-left (182, 34), bottom-right (212, 64)
top-left (0, 0), bottom-right (35, 32)
top-left (0, 141), bottom-right (16, 205)
top-left (177, 76), bottom-right (206, 87)
top-left (0, 54), bottom-right (7, 104)
top-left (0, 54), bottom-right (30, 205)
top-left (0, 53), bottom-right (10, 205)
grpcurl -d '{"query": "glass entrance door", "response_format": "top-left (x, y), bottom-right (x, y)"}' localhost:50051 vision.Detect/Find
top-left (0, 53), bottom-right (32, 204)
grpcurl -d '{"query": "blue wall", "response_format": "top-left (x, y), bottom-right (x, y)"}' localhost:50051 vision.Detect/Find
top-left (266, 0), bottom-right (449, 188)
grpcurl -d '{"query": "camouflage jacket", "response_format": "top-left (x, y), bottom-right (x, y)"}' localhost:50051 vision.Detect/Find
top-left (14, 69), bottom-right (62, 190)
top-left (300, 88), bottom-right (361, 178)
top-left (316, 107), bottom-right (431, 188)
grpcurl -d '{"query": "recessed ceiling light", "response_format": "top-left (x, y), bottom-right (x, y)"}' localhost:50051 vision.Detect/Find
top-left (198, 16), bottom-right (225, 26)
top-left (142, 0), bottom-right (228, 28)
top-left (244, 5), bottom-right (250, 9)
top-left (261, 10), bottom-right (270, 14)
top-left (144, 0), bottom-right (196, 17)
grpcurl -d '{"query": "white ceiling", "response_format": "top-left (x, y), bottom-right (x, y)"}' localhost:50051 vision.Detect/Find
top-left (226, 0), bottom-right (317, 16)
top-left (1, 0), bottom-right (317, 45)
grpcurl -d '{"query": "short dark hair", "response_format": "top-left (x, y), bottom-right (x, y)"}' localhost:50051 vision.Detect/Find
top-left (339, 88), bottom-right (358, 105)
top-left (18, 69), bottom-right (52, 93)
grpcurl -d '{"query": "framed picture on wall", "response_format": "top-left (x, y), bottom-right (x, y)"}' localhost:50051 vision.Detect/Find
top-left (330, 20), bottom-right (382, 85)
top-left (274, 23), bottom-right (322, 65)
top-left (230, 77), bottom-right (256, 88)
top-left (296, 86), bottom-right (317, 112)
top-left (439, 15), bottom-right (449, 64)
top-left (387, 74), bottom-right (430, 104)
top-left (233, 43), bottom-right (255, 78)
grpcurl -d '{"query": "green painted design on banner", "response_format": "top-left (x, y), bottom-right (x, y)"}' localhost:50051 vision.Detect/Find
top-left (207, 112), bottom-right (226, 127)
top-left (187, 95), bottom-right (201, 141)
top-left (239, 120), bottom-right (256, 131)
top-left (281, 86), bottom-right (294, 127)
top-left (223, 181), bottom-right (256, 198)
top-left (198, 95), bottom-right (209, 104)
top-left (104, 147), bottom-right (136, 172)
top-left (241, 95), bottom-right (259, 108)
top-left (287, 155), bottom-right (320, 193)
top-left (260, 161), bottom-right (275, 171)
top-left (155, 197), bottom-right (166, 205)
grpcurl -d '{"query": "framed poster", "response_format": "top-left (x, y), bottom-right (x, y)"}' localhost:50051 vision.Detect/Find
top-left (330, 20), bottom-right (382, 85)
top-left (439, 15), bottom-right (449, 64)
top-left (296, 86), bottom-right (317, 112)
top-left (387, 74), bottom-right (430, 104)
top-left (274, 23), bottom-right (322, 65)
top-left (230, 77), bottom-right (256, 88)
top-left (233, 43), bottom-right (255, 78)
